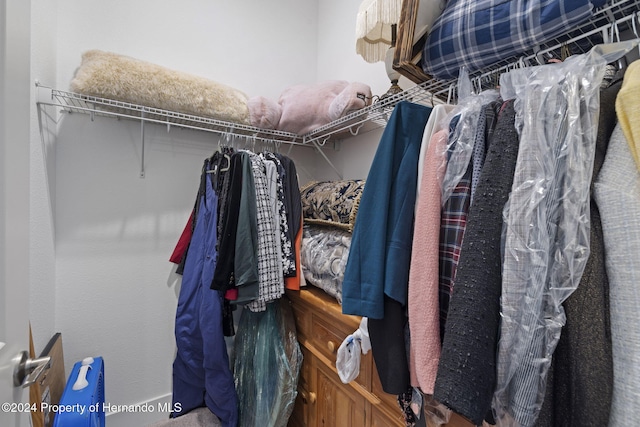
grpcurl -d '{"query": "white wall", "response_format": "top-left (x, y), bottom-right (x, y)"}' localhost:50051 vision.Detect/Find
top-left (54, 115), bottom-right (216, 421)
top-left (30, 0), bottom-right (58, 357)
top-left (317, 0), bottom-right (390, 97)
top-left (55, 0), bottom-right (320, 100)
top-left (1, 3), bottom-right (34, 425)
top-left (28, 1), bottom-right (389, 426)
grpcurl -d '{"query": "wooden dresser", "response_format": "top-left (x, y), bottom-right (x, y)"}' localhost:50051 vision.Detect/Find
top-left (286, 287), bottom-right (405, 426)
top-left (285, 287), bottom-right (481, 427)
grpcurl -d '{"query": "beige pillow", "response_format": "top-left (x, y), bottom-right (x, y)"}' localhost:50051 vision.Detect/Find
top-left (69, 50), bottom-right (251, 125)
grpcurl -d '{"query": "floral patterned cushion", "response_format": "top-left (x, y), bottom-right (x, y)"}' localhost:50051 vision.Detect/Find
top-left (300, 180), bottom-right (365, 232)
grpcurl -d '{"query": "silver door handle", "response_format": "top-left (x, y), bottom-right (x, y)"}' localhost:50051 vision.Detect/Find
top-left (13, 351), bottom-right (51, 388)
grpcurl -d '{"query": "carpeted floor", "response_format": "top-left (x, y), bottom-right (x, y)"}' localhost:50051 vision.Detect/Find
top-left (146, 408), bottom-right (221, 427)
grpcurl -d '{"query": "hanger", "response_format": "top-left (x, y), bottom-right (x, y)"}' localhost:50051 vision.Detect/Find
top-left (447, 83), bottom-right (456, 105)
top-left (205, 135), bottom-right (231, 174)
top-left (608, 20), bottom-right (629, 71)
top-left (205, 161), bottom-right (218, 174)
top-left (220, 152), bottom-right (231, 172)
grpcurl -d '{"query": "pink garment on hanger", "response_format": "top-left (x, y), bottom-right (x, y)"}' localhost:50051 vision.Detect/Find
top-left (408, 129), bottom-right (448, 394)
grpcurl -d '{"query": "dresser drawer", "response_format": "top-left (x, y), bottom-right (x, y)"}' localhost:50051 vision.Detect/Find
top-left (287, 289), bottom-right (373, 390)
top-left (371, 361), bottom-right (402, 412)
top-left (309, 312), bottom-right (350, 364)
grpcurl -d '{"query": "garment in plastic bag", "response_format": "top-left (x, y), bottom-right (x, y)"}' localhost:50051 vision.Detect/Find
top-left (492, 42), bottom-right (636, 427)
top-left (233, 298), bottom-right (303, 427)
top-left (336, 317), bottom-right (370, 383)
top-left (423, 393), bottom-right (452, 427)
top-left (439, 68), bottom-right (499, 205)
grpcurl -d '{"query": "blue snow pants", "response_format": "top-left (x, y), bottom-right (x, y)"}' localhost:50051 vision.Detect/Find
top-left (172, 170), bottom-right (238, 427)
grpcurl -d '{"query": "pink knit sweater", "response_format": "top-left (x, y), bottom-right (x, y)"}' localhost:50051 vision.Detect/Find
top-left (408, 128), bottom-right (448, 393)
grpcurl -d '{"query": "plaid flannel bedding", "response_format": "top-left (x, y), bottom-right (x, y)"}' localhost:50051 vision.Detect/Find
top-left (421, 0), bottom-right (607, 80)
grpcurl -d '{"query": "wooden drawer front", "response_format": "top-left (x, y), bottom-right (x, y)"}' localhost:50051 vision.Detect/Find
top-left (298, 346), bottom-right (312, 399)
top-left (370, 403), bottom-right (405, 427)
top-left (309, 312), bottom-right (373, 391)
top-left (309, 312), bottom-right (350, 364)
top-left (289, 346), bottom-right (315, 427)
top-left (289, 300), bottom-right (311, 340)
top-left (290, 387), bottom-right (310, 427)
top-left (316, 359), bottom-right (367, 427)
top-left (371, 361), bottom-right (404, 415)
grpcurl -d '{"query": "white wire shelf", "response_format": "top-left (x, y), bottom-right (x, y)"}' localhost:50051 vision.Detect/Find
top-left (35, 0), bottom-right (640, 166)
top-left (35, 86), bottom-right (308, 145)
top-left (35, 81), bottom-right (453, 149)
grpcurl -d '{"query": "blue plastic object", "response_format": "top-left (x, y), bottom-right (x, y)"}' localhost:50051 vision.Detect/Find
top-left (52, 357), bottom-right (105, 427)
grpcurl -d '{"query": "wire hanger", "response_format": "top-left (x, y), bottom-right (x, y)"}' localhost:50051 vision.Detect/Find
top-left (447, 83), bottom-right (456, 105)
top-left (632, 11), bottom-right (640, 57)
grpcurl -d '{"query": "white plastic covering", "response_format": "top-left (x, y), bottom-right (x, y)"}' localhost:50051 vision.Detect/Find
top-left (439, 69), bottom-right (499, 205)
top-left (336, 317), bottom-right (371, 384)
top-left (492, 43), bottom-right (635, 427)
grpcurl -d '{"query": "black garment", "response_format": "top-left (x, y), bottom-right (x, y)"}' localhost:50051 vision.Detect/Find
top-left (534, 68), bottom-right (624, 427)
top-left (433, 100), bottom-right (519, 425)
top-left (233, 153), bottom-right (260, 304)
top-left (483, 101), bottom-right (501, 149)
top-left (276, 154), bottom-right (301, 277)
top-left (368, 296), bottom-right (410, 394)
top-left (214, 147), bottom-right (234, 251)
top-left (211, 152), bottom-right (245, 291)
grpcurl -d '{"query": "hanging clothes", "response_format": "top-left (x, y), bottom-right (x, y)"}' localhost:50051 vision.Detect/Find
top-left (594, 123), bottom-right (640, 426)
top-left (171, 150), bottom-right (233, 277)
top-left (276, 153), bottom-right (303, 288)
top-left (263, 152), bottom-right (295, 277)
top-left (172, 161), bottom-right (238, 427)
top-left (212, 151), bottom-right (259, 298)
top-left (342, 100), bottom-right (432, 318)
top-left (492, 47), bottom-right (607, 427)
top-left (245, 152), bottom-right (284, 312)
top-left (433, 99), bottom-right (519, 426)
top-left (230, 152), bottom-right (261, 303)
top-left (535, 67), bottom-right (623, 427)
top-left (169, 209), bottom-right (194, 266)
top-left (407, 128), bottom-right (447, 393)
top-left (416, 103), bottom-right (455, 196)
top-left (342, 100), bottom-right (432, 395)
top-left (407, 103), bottom-right (453, 393)
top-left (615, 59), bottom-right (640, 171)
top-left (408, 92), bottom-right (498, 394)
top-left (438, 106), bottom-right (489, 340)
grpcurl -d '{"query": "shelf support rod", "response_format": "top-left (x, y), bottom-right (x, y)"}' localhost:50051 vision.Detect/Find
top-left (140, 110), bottom-right (146, 178)
top-left (311, 140), bottom-right (342, 179)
